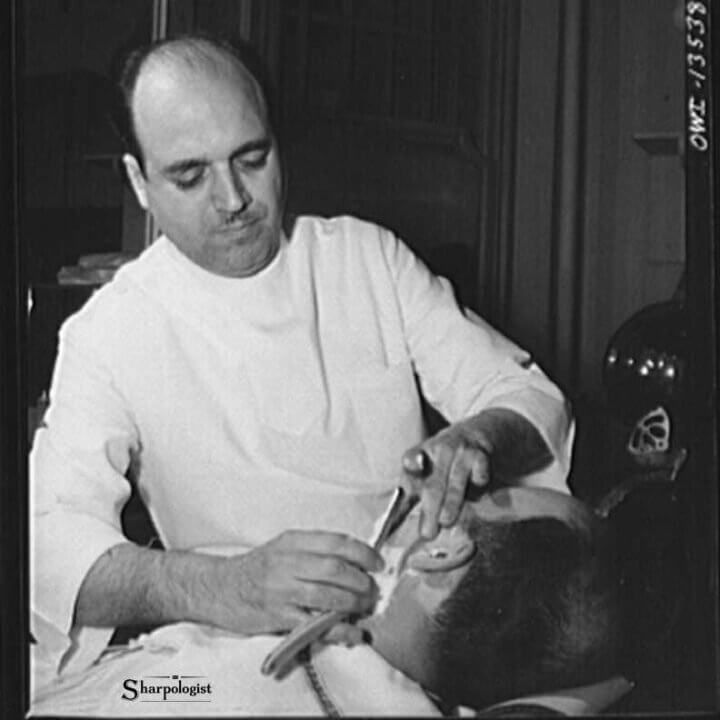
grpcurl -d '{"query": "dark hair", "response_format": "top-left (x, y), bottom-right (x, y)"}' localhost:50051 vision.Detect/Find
top-left (112, 32), bottom-right (277, 175)
top-left (427, 516), bottom-right (620, 710)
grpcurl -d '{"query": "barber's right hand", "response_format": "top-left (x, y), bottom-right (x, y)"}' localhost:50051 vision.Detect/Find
top-left (209, 530), bottom-right (384, 637)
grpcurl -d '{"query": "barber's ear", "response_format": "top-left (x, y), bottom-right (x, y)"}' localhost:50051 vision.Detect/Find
top-left (407, 530), bottom-right (475, 573)
top-left (123, 154), bottom-right (149, 210)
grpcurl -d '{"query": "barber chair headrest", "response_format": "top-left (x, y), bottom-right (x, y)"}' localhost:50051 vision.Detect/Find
top-left (460, 675), bottom-right (633, 717)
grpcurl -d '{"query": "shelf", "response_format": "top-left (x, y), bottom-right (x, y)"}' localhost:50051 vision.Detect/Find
top-left (632, 133), bottom-right (682, 157)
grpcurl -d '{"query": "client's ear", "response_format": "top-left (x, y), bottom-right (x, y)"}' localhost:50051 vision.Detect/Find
top-left (407, 527), bottom-right (475, 573)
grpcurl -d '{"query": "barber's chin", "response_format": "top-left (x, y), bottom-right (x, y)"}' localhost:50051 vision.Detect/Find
top-left (223, 232), bottom-right (279, 277)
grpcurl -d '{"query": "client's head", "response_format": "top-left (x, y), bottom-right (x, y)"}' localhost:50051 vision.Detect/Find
top-left (360, 488), bottom-right (619, 711)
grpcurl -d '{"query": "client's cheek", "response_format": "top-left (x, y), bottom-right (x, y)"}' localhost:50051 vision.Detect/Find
top-left (422, 571), bottom-right (452, 590)
top-left (415, 573), bottom-right (460, 613)
top-left (412, 563), bottom-right (469, 613)
top-left (376, 573), bottom-right (424, 620)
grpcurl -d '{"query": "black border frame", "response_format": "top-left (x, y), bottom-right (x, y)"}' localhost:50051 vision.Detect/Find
top-left (683, 0), bottom-right (720, 710)
top-left (1, 0), bottom-right (28, 718)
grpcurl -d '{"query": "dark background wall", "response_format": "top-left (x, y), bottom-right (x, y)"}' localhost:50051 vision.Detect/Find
top-left (21, 0), bottom-right (151, 284)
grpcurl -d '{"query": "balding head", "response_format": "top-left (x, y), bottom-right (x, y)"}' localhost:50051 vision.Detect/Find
top-left (118, 34), bottom-right (272, 175)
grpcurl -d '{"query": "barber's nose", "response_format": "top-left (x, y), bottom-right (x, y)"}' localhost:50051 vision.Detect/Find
top-left (212, 165), bottom-right (251, 213)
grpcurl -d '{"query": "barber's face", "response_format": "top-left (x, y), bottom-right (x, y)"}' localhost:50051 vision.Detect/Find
top-left (124, 62), bottom-right (283, 278)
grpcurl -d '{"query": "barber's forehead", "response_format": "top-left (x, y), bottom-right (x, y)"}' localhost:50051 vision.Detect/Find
top-left (135, 50), bottom-right (259, 108)
top-left (132, 48), bottom-right (265, 136)
top-left (130, 54), bottom-right (267, 160)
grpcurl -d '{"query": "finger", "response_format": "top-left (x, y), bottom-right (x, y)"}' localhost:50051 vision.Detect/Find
top-left (469, 450), bottom-right (491, 489)
top-left (419, 479), bottom-right (445, 540)
top-left (419, 445), bottom-right (455, 539)
top-left (294, 554), bottom-right (378, 597)
top-left (321, 622), bottom-right (366, 647)
top-left (281, 606), bottom-right (312, 626)
top-left (439, 448), bottom-right (475, 527)
top-left (292, 580), bottom-right (376, 615)
top-left (261, 605), bottom-right (311, 635)
top-left (278, 530), bottom-right (384, 572)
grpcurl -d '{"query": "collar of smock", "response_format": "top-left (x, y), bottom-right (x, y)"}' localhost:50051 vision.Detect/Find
top-left (152, 233), bottom-right (288, 295)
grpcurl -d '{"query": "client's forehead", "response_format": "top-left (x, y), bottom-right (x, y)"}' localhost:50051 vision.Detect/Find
top-left (382, 488), bottom-right (595, 569)
top-left (472, 487), bottom-right (597, 537)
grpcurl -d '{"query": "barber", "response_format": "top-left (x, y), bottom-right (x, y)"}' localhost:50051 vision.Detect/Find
top-left (31, 35), bottom-right (571, 661)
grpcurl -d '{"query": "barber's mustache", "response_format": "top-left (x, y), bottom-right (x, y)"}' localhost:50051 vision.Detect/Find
top-left (217, 205), bottom-right (268, 230)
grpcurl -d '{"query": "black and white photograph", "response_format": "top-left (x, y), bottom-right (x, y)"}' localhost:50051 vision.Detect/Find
top-left (1, 0), bottom-right (718, 717)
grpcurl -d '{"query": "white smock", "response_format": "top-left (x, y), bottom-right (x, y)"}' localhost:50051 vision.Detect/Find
top-left (29, 623), bottom-right (443, 717)
top-left (30, 215), bottom-right (573, 690)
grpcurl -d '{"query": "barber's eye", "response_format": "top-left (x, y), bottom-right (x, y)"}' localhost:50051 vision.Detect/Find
top-left (429, 549), bottom-right (448, 559)
top-left (237, 151), bottom-right (269, 170)
top-left (174, 173), bottom-right (204, 190)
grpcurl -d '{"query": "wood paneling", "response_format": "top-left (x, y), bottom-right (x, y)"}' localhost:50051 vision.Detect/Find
top-left (506, 0), bottom-right (561, 372)
top-left (580, 0), bottom-right (685, 392)
top-left (508, 0), bottom-right (684, 394)
top-left (274, 0), bottom-right (483, 129)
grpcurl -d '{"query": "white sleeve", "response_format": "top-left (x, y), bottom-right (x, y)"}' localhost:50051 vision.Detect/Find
top-left (382, 232), bottom-right (574, 492)
top-left (30, 315), bottom-right (140, 675)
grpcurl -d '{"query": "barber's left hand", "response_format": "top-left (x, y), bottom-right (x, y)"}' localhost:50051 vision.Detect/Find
top-left (402, 417), bottom-right (493, 539)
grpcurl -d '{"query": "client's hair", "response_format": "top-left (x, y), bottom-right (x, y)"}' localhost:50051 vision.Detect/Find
top-left (427, 516), bottom-right (619, 710)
